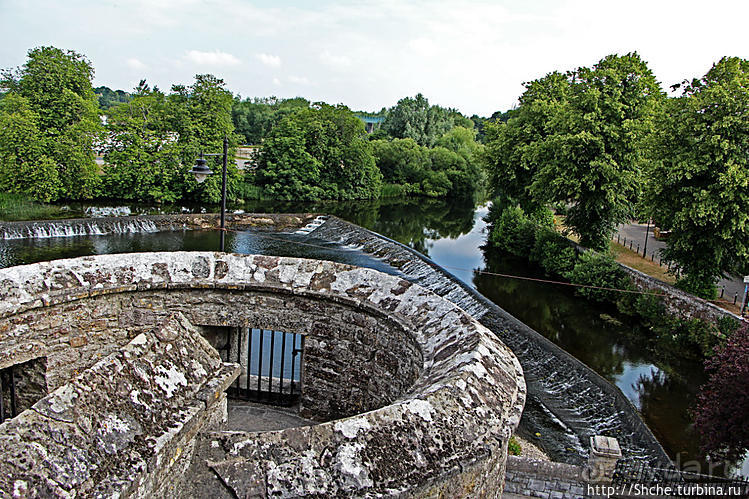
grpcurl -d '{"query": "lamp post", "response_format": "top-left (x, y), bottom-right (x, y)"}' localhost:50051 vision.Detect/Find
top-left (190, 137), bottom-right (229, 252)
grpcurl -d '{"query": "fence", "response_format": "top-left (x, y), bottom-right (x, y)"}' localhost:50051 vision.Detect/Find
top-left (219, 328), bottom-right (305, 406)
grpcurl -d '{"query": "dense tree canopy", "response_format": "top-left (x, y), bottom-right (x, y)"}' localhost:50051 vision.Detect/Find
top-left (232, 96), bottom-right (310, 144)
top-left (0, 46), bottom-right (101, 200)
top-left (647, 57), bottom-right (749, 297)
top-left (101, 75), bottom-right (242, 204)
top-left (255, 104), bottom-right (382, 200)
top-left (95, 86), bottom-right (132, 110)
top-left (484, 53), bottom-right (664, 250)
top-left (383, 93), bottom-right (457, 147)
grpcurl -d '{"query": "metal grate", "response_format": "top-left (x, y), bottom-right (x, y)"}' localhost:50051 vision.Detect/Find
top-left (220, 328), bottom-right (305, 406)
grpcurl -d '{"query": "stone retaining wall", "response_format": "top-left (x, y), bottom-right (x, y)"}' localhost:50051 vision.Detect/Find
top-left (620, 264), bottom-right (743, 325)
top-left (0, 252), bottom-right (526, 497)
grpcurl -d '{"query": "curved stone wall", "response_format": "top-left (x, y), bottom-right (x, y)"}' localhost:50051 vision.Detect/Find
top-left (0, 252), bottom-right (526, 497)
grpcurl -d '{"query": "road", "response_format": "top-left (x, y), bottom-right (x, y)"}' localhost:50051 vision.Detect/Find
top-left (615, 222), bottom-right (747, 308)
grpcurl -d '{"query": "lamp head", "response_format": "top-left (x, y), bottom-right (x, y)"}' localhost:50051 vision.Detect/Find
top-left (190, 155), bottom-right (213, 183)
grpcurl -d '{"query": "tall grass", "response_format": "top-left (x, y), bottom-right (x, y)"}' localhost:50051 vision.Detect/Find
top-left (0, 193), bottom-right (62, 221)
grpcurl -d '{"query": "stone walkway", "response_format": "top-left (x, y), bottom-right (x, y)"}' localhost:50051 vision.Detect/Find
top-left (226, 400), bottom-right (316, 432)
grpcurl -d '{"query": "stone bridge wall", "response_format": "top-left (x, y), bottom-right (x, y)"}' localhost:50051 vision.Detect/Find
top-left (0, 252), bottom-right (526, 497)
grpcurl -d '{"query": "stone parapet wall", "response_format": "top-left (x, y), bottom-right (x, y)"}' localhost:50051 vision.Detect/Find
top-left (0, 252), bottom-right (526, 497)
top-left (503, 456), bottom-right (587, 498)
top-left (0, 312), bottom-right (239, 498)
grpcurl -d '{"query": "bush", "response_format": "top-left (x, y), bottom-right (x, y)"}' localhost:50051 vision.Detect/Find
top-left (567, 251), bottom-right (630, 303)
top-left (530, 228), bottom-right (578, 277)
top-left (674, 274), bottom-right (718, 300)
top-left (489, 205), bottom-right (538, 257)
top-left (694, 324), bottom-right (749, 462)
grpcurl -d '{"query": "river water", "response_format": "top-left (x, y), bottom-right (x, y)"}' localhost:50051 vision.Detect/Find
top-left (0, 197), bottom-right (745, 476)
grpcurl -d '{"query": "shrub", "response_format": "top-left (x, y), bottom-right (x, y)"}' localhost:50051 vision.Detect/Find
top-left (489, 205), bottom-right (537, 257)
top-left (567, 251), bottom-right (630, 303)
top-left (508, 436), bottom-right (522, 456)
top-left (694, 324), bottom-right (749, 462)
top-left (530, 228), bottom-right (578, 277)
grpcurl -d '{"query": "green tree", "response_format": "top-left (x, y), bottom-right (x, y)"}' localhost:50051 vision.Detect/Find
top-left (1, 46), bottom-right (101, 200)
top-left (232, 96), bottom-right (310, 144)
top-left (0, 94), bottom-right (61, 201)
top-left (255, 104), bottom-right (381, 200)
top-left (647, 57), bottom-right (749, 297)
top-left (383, 93), bottom-right (459, 147)
top-left (533, 54), bottom-right (663, 250)
top-left (101, 86), bottom-right (186, 202)
top-left (166, 74), bottom-right (242, 203)
top-left (483, 71), bottom-right (569, 210)
top-left (484, 54), bottom-right (663, 250)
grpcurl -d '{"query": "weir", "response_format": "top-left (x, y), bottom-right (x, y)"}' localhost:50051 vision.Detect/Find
top-left (310, 216), bottom-right (672, 466)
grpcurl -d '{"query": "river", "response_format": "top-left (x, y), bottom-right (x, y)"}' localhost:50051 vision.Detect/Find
top-left (0, 197), bottom-right (745, 477)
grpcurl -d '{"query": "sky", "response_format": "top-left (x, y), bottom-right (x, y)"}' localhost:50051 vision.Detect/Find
top-left (1, 0), bottom-right (748, 116)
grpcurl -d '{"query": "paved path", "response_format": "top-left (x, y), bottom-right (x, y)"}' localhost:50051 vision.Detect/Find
top-left (226, 400), bottom-right (316, 432)
top-left (615, 222), bottom-right (746, 306)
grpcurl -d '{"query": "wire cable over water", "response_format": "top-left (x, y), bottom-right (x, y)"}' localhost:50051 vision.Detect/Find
top-left (219, 226), bottom-right (669, 298)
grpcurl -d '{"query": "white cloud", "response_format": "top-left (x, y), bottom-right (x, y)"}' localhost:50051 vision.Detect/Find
top-left (183, 50), bottom-right (241, 66)
top-left (126, 58), bottom-right (147, 70)
top-left (319, 51), bottom-right (351, 68)
top-left (273, 77), bottom-right (281, 86)
top-left (289, 75), bottom-right (311, 85)
top-left (255, 53), bottom-right (282, 68)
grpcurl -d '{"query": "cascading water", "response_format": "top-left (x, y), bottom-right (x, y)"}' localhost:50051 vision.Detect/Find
top-left (310, 216), bottom-right (671, 467)
top-left (0, 218), bottom-right (160, 240)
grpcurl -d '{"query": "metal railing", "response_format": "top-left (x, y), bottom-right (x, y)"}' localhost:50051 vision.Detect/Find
top-left (219, 328), bottom-right (305, 406)
top-left (0, 365), bottom-right (17, 424)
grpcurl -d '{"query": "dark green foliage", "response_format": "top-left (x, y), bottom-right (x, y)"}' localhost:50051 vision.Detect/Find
top-left (567, 251), bottom-right (631, 303)
top-left (674, 275), bottom-right (718, 300)
top-left (0, 46), bottom-right (101, 201)
top-left (95, 85), bottom-right (132, 110)
top-left (254, 104), bottom-right (382, 200)
top-left (530, 228), bottom-right (578, 277)
top-left (648, 57), bottom-right (749, 295)
top-left (488, 205), bottom-right (539, 257)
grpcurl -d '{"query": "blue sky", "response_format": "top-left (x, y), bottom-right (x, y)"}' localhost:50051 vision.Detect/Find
top-left (1, 0), bottom-right (748, 116)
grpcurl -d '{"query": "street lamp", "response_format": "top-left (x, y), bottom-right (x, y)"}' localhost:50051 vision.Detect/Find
top-left (190, 136), bottom-right (229, 252)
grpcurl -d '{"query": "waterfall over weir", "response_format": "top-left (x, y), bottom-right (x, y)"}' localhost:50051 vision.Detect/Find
top-left (0, 217), bottom-right (161, 240)
top-left (311, 216), bottom-right (671, 467)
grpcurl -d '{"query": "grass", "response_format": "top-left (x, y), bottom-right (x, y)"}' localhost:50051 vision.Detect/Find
top-left (0, 193), bottom-right (63, 221)
top-left (610, 242), bottom-right (676, 284)
top-left (508, 436), bottom-right (522, 456)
